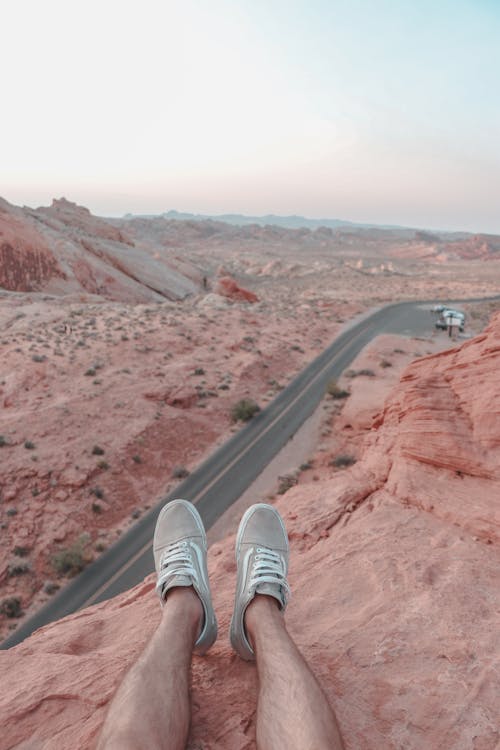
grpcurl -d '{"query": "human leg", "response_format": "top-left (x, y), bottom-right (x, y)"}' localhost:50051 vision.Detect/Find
top-left (97, 499), bottom-right (217, 750)
top-left (96, 587), bottom-right (201, 750)
top-left (230, 503), bottom-right (345, 750)
top-left (246, 595), bottom-right (345, 750)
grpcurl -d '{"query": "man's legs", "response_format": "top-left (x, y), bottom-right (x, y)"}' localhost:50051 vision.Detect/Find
top-left (97, 587), bottom-right (201, 750)
top-left (230, 503), bottom-right (345, 750)
top-left (97, 499), bottom-right (217, 750)
top-left (246, 594), bottom-right (345, 750)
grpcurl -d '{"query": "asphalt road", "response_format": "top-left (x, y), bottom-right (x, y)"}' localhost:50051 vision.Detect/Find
top-left (2, 297), bottom-right (497, 649)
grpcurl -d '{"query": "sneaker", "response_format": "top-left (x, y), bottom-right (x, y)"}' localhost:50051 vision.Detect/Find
top-left (153, 499), bottom-right (217, 655)
top-left (230, 503), bottom-right (290, 660)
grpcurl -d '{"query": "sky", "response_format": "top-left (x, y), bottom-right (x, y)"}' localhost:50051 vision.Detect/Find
top-left (1, 0), bottom-right (499, 232)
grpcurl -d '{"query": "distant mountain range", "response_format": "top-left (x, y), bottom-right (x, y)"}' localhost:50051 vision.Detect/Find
top-left (123, 209), bottom-right (413, 233)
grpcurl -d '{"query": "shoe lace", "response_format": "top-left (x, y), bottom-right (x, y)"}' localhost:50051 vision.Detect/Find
top-left (157, 540), bottom-right (196, 592)
top-left (250, 547), bottom-right (290, 603)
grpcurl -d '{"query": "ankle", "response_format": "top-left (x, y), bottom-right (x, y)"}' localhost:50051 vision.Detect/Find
top-left (162, 586), bottom-right (204, 641)
top-left (244, 593), bottom-right (283, 646)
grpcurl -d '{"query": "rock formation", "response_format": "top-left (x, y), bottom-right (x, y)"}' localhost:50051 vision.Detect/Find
top-left (1, 314), bottom-right (498, 749)
top-left (0, 198), bottom-right (200, 301)
top-left (215, 275), bottom-right (259, 303)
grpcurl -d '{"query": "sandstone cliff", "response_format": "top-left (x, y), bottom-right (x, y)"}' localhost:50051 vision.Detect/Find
top-left (0, 198), bottom-right (200, 301)
top-left (0, 317), bottom-right (499, 749)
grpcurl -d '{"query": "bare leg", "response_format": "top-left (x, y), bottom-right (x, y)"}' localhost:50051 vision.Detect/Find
top-left (97, 588), bottom-right (202, 750)
top-left (245, 595), bottom-right (345, 750)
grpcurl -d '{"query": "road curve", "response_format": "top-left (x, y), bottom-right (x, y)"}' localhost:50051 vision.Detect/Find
top-left (2, 296), bottom-right (498, 649)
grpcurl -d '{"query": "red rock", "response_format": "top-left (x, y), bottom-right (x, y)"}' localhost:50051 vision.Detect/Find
top-left (0, 197), bottom-right (199, 301)
top-left (215, 276), bottom-right (259, 303)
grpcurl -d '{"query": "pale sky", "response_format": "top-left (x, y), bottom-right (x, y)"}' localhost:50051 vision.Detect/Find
top-left (2, 0), bottom-right (499, 232)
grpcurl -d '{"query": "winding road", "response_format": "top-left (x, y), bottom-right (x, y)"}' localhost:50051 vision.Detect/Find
top-left (1, 298), bottom-right (493, 649)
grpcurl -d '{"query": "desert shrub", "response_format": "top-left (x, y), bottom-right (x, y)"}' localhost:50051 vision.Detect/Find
top-left (13, 546), bottom-right (29, 557)
top-left (331, 454), bottom-right (357, 468)
top-left (8, 559), bottom-right (31, 576)
top-left (97, 460), bottom-right (109, 470)
top-left (51, 539), bottom-right (88, 577)
top-left (0, 435), bottom-right (7, 447)
top-left (193, 367), bottom-right (205, 376)
top-left (357, 369), bottom-right (376, 377)
top-left (0, 597), bottom-right (22, 618)
top-left (92, 502), bottom-right (103, 514)
top-left (91, 487), bottom-right (104, 499)
top-left (43, 581), bottom-right (60, 594)
top-left (92, 445), bottom-right (105, 455)
top-left (299, 460), bottom-right (313, 471)
top-left (380, 359), bottom-right (392, 368)
top-left (326, 380), bottom-right (350, 399)
top-left (231, 399), bottom-right (261, 422)
top-left (277, 474), bottom-right (298, 494)
top-left (24, 440), bottom-right (35, 450)
top-left (132, 454), bottom-right (142, 464)
top-left (172, 465), bottom-right (189, 479)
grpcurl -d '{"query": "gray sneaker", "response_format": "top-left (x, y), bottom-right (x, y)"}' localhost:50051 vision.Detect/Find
top-left (153, 499), bottom-right (217, 655)
top-left (230, 503), bottom-right (290, 660)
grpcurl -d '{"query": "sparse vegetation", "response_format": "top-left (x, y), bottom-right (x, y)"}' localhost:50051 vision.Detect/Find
top-left (345, 368), bottom-right (376, 378)
top-left (326, 379), bottom-right (350, 399)
top-left (172, 465), bottom-right (189, 479)
top-left (43, 581), bottom-right (60, 595)
top-left (277, 474), bottom-right (298, 494)
top-left (331, 454), bottom-right (357, 468)
top-left (231, 399), bottom-right (261, 422)
top-left (13, 546), bottom-right (29, 557)
top-left (8, 559), bottom-right (31, 576)
top-left (51, 537), bottom-right (89, 577)
top-left (0, 597), bottom-right (22, 618)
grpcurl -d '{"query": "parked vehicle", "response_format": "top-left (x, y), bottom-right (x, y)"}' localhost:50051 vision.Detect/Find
top-left (434, 307), bottom-right (465, 332)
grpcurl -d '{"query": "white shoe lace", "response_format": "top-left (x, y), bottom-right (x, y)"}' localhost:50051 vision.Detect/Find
top-left (156, 540), bottom-right (196, 595)
top-left (250, 547), bottom-right (290, 604)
